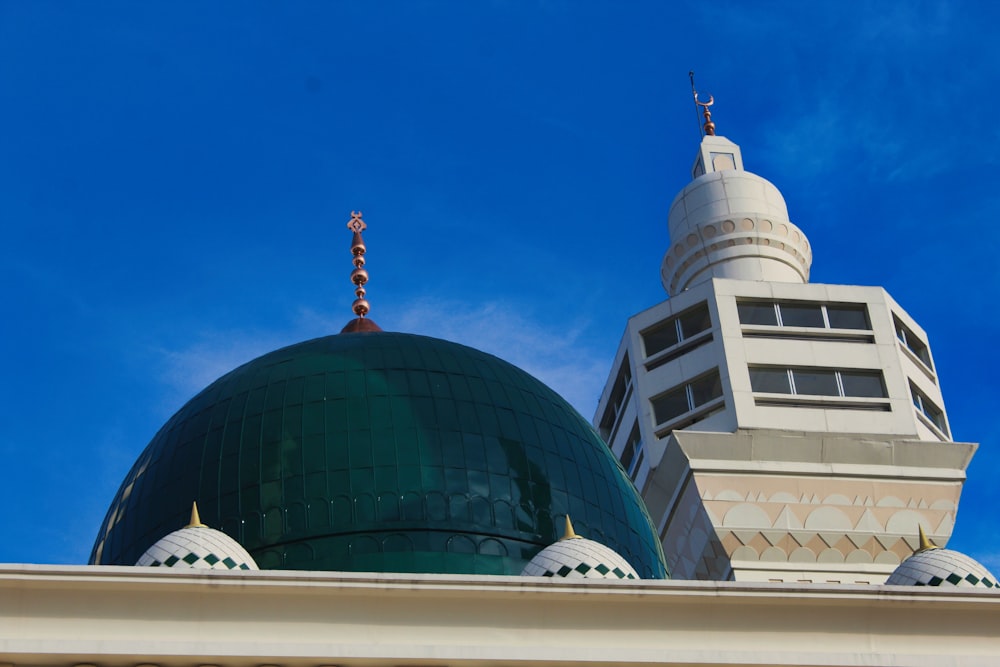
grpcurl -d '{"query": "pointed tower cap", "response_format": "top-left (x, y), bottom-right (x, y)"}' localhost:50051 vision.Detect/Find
top-left (185, 501), bottom-right (208, 528)
top-left (559, 515), bottom-right (582, 541)
top-left (916, 525), bottom-right (939, 553)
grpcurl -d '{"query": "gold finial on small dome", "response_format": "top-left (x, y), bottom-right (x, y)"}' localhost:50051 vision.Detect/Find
top-left (916, 525), bottom-right (939, 553)
top-left (559, 515), bottom-right (582, 541)
top-left (186, 501), bottom-right (207, 528)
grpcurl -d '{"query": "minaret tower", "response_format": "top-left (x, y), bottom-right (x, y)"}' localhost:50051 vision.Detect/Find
top-left (594, 87), bottom-right (975, 583)
top-left (662, 92), bottom-right (811, 295)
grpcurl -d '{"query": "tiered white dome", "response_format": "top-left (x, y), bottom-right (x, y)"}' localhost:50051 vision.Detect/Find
top-left (521, 517), bottom-right (639, 580)
top-left (135, 503), bottom-right (258, 571)
top-left (661, 134), bottom-right (812, 296)
top-left (886, 528), bottom-right (996, 589)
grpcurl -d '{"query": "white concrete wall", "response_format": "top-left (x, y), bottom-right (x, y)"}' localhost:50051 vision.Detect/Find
top-left (2, 565), bottom-right (998, 667)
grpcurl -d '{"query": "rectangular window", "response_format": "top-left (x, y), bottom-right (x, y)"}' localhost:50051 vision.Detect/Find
top-left (749, 367), bottom-right (792, 393)
top-left (894, 315), bottom-right (933, 369)
top-left (598, 357), bottom-right (631, 441)
top-left (779, 303), bottom-right (825, 328)
top-left (840, 370), bottom-right (886, 398)
top-left (651, 385), bottom-right (690, 425)
top-left (690, 373), bottom-right (723, 406)
top-left (911, 382), bottom-right (948, 435)
top-left (827, 305), bottom-right (869, 330)
top-left (738, 300), bottom-right (870, 331)
top-left (737, 302), bottom-right (778, 326)
top-left (750, 367), bottom-right (887, 399)
top-left (651, 370), bottom-right (723, 426)
top-left (619, 424), bottom-right (636, 472)
top-left (619, 424), bottom-right (644, 480)
top-left (792, 369), bottom-right (840, 396)
top-left (642, 303), bottom-right (712, 358)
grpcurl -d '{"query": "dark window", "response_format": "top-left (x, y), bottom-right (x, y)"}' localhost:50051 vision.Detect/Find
top-left (679, 306), bottom-right (712, 339)
top-left (651, 385), bottom-right (690, 425)
top-left (751, 367), bottom-right (887, 399)
top-left (780, 304), bottom-right (825, 328)
top-left (827, 305), bottom-right (869, 330)
top-left (737, 302), bottom-right (778, 326)
top-left (738, 300), bottom-right (871, 331)
top-left (749, 368), bottom-right (791, 393)
top-left (690, 373), bottom-right (723, 406)
top-left (651, 370), bottom-right (723, 426)
top-left (599, 358), bottom-right (631, 440)
top-left (791, 369), bottom-right (839, 396)
top-left (642, 303), bottom-right (711, 358)
top-left (619, 424), bottom-right (644, 480)
top-left (911, 383), bottom-right (948, 434)
top-left (894, 316), bottom-right (933, 369)
top-left (619, 426), bottom-right (637, 472)
top-left (840, 370), bottom-right (886, 398)
top-left (643, 321), bottom-right (679, 356)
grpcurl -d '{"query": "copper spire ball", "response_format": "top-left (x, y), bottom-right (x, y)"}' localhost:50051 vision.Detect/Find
top-left (695, 91), bottom-right (715, 136)
top-left (340, 211), bottom-right (383, 334)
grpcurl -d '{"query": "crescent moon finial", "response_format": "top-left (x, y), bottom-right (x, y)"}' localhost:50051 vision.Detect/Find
top-left (689, 72), bottom-right (717, 137)
top-left (695, 92), bottom-right (716, 136)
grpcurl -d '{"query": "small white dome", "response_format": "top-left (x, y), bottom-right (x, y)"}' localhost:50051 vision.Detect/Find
top-left (521, 517), bottom-right (639, 580)
top-left (135, 503), bottom-right (258, 571)
top-left (886, 548), bottom-right (996, 589)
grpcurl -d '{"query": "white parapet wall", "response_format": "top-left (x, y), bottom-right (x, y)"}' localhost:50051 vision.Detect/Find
top-left (1, 564), bottom-right (999, 667)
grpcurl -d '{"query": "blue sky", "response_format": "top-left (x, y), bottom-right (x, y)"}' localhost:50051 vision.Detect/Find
top-left (2, 1), bottom-right (998, 570)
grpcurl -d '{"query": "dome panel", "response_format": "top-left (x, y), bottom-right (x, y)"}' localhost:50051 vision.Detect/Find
top-left (93, 332), bottom-right (667, 578)
top-left (521, 536), bottom-right (639, 579)
top-left (136, 526), bottom-right (258, 570)
top-left (886, 548), bottom-right (997, 588)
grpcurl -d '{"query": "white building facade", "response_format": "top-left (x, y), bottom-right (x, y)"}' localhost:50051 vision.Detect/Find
top-left (595, 131), bottom-right (975, 583)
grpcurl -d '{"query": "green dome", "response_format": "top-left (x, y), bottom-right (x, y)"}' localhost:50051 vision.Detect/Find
top-left (91, 331), bottom-right (667, 578)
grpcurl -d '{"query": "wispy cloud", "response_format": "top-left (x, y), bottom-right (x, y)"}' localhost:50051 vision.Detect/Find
top-left (152, 328), bottom-right (301, 415)
top-left (393, 298), bottom-right (607, 417)
top-left (150, 300), bottom-right (608, 420)
top-left (704, 0), bottom-right (978, 187)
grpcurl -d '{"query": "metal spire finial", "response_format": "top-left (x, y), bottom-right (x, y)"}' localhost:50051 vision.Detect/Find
top-left (689, 71), bottom-right (716, 137)
top-left (348, 211), bottom-right (370, 319)
top-left (559, 515), bottom-right (582, 541)
top-left (186, 501), bottom-right (207, 528)
top-left (916, 525), bottom-right (939, 553)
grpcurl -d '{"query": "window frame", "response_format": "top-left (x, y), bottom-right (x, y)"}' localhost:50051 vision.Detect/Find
top-left (650, 370), bottom-right (724, 429)
top-left (737, 300), bottom-right (873, 342)
top-left (910, 381), bottom-right (949, 438)
top-left (748, 366), bottom-right (889, 410)
top-left (894, 314), bottom-right (935, 375)
top-left (618, 424), bottom-right (645, 482)
top-left (641, 303), bottom-right (712, 358)
top-left (598, 356), bottom-right (632, 442)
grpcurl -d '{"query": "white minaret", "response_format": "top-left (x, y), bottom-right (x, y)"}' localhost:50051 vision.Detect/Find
top-left (595, 93), bottom-right (975, 583)
top-left (662, 132), bottom-right (811, 294)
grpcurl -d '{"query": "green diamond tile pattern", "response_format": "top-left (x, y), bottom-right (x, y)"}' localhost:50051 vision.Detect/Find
top-left (136, 526), bottom-right (259, 571)
top-left (886, 548), bottom-right (997, 589)
top-left (521, 536), bottom-right (639, 580)
top-left (93, 332), bottom-right (667, 578)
